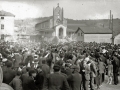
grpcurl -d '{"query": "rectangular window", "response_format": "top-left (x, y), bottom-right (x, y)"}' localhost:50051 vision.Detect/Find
top-left (1, 24), bottom-right (4, 29)
top-left (1, 17), bottom-right (4, 19)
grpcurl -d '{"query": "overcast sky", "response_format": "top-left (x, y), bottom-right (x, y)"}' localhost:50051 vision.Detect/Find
top-left (0, 0), bottom-right (120, 20)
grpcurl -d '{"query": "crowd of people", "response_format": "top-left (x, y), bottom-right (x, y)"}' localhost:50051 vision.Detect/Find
top-left (0, 40), bottom-right (120, 90)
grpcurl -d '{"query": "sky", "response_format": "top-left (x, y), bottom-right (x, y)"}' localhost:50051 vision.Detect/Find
top-left (0, 0), bottom-right (120, 20)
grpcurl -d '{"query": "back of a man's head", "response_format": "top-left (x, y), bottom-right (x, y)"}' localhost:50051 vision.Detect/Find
top-left (6, 61), bottom-right (12, 68)
top-left (53, 64), bottom-right (60, 72)
top-left (16, 71), bottom-right (22, 76)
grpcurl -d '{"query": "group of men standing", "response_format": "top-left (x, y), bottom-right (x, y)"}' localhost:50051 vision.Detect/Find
top-left (0, 41), bottom-right (120, 90)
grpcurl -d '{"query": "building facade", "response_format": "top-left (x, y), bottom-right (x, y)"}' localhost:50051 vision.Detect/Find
top-left (114, 34), bottom-right (120, 45)
top-left (35, 4), bottom-right (77, 41)
top-left (84, 34), bottom-right (112, 43)
top-left (35, 4), bottom-right (114, 43)
top-left (0, 10), bottom-right (15, 40)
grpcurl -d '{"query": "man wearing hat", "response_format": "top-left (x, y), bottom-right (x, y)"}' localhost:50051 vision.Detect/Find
top-left (13, 50), bottom-right (23, 70)
top-left (68, 65), bottom-right (82, 90)
top-left (9, 71), bottom-right (23, 90)
top-left (20, 67), bottom-right (30, 90)
top-left (112, 51), bottom-right (119, 85)
top-left (26, 69), bottom-right (38, 90)
top-left (3, 61), bottom-right (16, 84)
top-left (35, 66), bottom-right (44, 90)
top-left (44, 64), bottom-right (70, 90)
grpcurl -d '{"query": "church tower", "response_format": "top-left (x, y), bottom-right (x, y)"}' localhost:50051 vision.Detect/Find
top-left (53, 3), bottom-right (63, 26)
top-left (53, 3), bottom-right (67, 39)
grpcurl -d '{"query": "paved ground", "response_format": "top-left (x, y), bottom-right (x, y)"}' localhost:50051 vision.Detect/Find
top-left (95, 76), bottom-right (120, 90)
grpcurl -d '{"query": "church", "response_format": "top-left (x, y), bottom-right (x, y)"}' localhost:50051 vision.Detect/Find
top-left (35, 4), bottom-right (117, 43)
top-left (35, 4), bottom-right (84, 42)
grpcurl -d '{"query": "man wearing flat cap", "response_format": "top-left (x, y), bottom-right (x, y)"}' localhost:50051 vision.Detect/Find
top-left (44, 64), bottom-right (70, 90)
top-left (68, 65), bottom-right (82, 90)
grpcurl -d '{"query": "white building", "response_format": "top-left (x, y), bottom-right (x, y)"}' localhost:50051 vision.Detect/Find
top-left (80, 27), bottom-right (112, 43)
top-left (114, 34), bottom-right (120, 45)
top-left (0, 10), bottom-right (15, 40)
top-left (68, 25), bottom-right (113, 43)
top-left (112, 26), bottom-right (120, 45)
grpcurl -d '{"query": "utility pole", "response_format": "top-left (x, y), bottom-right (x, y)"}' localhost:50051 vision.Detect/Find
top-left (109, 10), bottom-right (114, 44)
top-left (111, 14), bottom-right (114, 44)
top-left (109, 10), bottom-right (111, 29)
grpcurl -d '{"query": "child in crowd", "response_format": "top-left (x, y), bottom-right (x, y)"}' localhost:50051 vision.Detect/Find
top-left (107, 60), bottom-right (113, 84)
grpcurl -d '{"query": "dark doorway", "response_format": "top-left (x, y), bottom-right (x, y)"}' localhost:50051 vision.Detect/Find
top-left (59, 28), bottom-right (63, 39)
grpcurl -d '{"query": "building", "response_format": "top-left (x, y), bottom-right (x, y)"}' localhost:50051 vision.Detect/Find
top-left (35, 4), bottom-right (75, 41)
top-left (0, 10), bottom-right (15, 40)
top-left (114, 34), bottom-right (120, 45)
top-left (35, 4), bottom-right (120, 44)
top-left (81, 27), bottom-right (112, 43)
top-left (113, 26), bottom-right (120, 44)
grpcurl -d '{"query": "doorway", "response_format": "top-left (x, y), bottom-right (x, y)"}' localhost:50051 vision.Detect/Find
top-left (59, 27), bottom-right (63, 39)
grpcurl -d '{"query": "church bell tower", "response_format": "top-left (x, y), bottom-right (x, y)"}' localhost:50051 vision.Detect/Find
top-left (53, 3), bottom-right (64, 26)
top-left (53, 4), bottom-right (67, 39)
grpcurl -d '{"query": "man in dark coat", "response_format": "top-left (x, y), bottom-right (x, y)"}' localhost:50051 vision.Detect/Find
top-left (41, 60), bottom-right (50, 78)
top-left (20, 67), bottom-right (30, 90)
top-left (9, 71), bottom-right (23, 90)
top-left (68, 65), bottom-right (82, 90)
top-left (44, 64), bottom-right (70, 90)
top-left (35, 66), bottom-right (44, 90)
top-left (23, 69), bottom-right (38, 90)
top-left (3, 61), bottom-right (16, 84)
top-left (112, 52), bottom-right (119, 85)
top-left (13, 51), bottom-right (23, 70)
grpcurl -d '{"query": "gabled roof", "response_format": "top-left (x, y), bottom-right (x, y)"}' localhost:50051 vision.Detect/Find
top-left (0, 10), bottom-right (15, 17)
top-left (75, 27), bottom-right (84, 34)
top-left (80, 26), bottom-right (112, 34)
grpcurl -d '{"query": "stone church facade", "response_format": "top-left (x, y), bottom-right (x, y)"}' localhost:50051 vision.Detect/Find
top-left (35, 4), bottom-right (83, 41)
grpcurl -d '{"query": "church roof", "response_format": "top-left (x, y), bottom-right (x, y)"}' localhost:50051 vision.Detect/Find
top-left (67, 28), bottom-right (76, 32)
top-left (35, 16), bottom-right (53, 27)
top-left (0, 10), bottom-right (15, 17)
